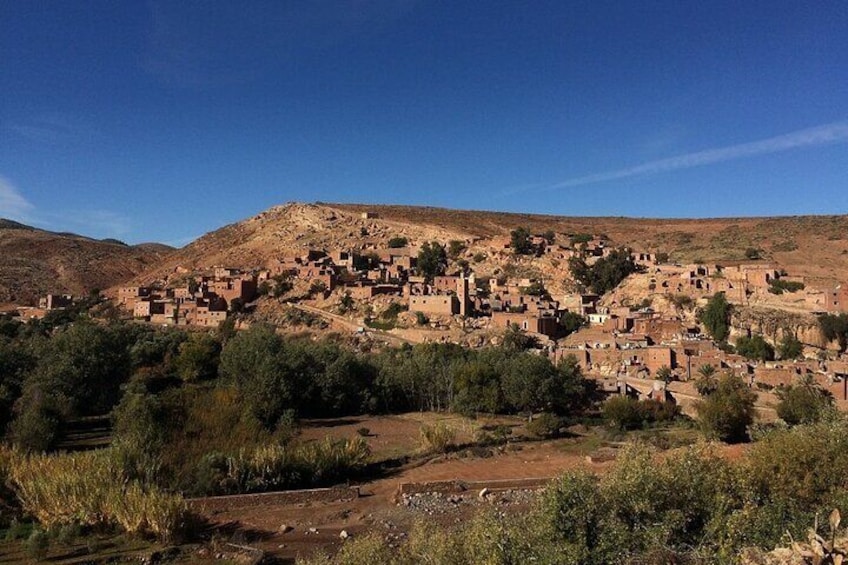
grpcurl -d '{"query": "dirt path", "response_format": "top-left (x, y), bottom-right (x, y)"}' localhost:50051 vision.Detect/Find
top-left (287, 302), bottom-right (421, 346)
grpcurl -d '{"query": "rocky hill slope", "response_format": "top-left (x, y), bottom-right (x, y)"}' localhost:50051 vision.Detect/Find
top-left (0, 219), bottom-right (173, 305)
top-left (130, 202), bottom-right (848, 292)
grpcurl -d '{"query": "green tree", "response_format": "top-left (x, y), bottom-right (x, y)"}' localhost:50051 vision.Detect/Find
top-left (417, 241), bottom-right (447, 280)
top-left (655, 365), bottom-right (672, 383)
top-left (698, 293), bottom-right (732, 342)
top-left (559, 311), bottom-right (586, 336)
top-left (447, 239), bottom-right (466, 259)
top-left (603, 396), bottom-right (645, 430)
top-left (387, 236), bottom-right (408, 248)
top-left (510, 226), bottom-right (533, 255)
top-left (775, 376), bottom-right (834, 426)
top-left (521, 280), bottom-right (549, 298)
top-left (819, 313), bottom-right (848, 352)
top-left (695, 374), bottom-right (756, 443)
top-left (777, 333), bottom-right (803, 360)
top-left (735, 334), bottom-right (775, 362)
top-left (339, 292), bottom-right (354, 313)
top-left (542, 230), bottom-right (556, 245)
top-left (219, 325), bottom-right (296, 427)
top-left (453, 360), bottom-right (502, 415)
top-left (175, 333), bottom-right (220, 382)
top-left (568, 247), bottom-right (638, 294)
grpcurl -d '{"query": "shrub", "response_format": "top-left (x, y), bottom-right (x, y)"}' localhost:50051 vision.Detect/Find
top-left (778, 333), bottom-right (804, 360)
top-left (602, 397), bottom-right (679, 430)
top-left (414, 311), bottom-right (429, 325)
top-left (695, 374), bottom-right (757, 443)
top-left (419, 422), bottom-right (456, 454)
top-left (381, 302), bottom-right (406, 320)
top-left (768, 279), bottom-right (805, 294)
top-left (776, 377), bottom-right (834, 426)
top-left (568, 247), bottom-right (638, 295)
top-left (735, 334), bottom-right (775, 361)
top-left (669, 293), bottom-right (694, 311)
top-left (387, 236), bottom-right (408, 248)
top-left (526, 413), bottom-right (563, 438)
top-left (23, 528), bottom-right (49, 560)
top-left (356, 427), bottom-right (370, 437)
top-left (447, 240), bottom-right (466, 259)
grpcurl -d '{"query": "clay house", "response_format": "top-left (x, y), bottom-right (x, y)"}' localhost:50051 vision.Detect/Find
top-left (409, 294), bottom-right (459, 316)
top-left (214, 267), bottom-right (242, 279)
top-left (631, 251), bottom-right (657, 267)
top-left (825, 284), bottom-right (848, 313)
top-left (645, 346), bottom-right (676, 374)
top-left (208, 276), bottom-right (257, 305)
top-left (38, 294), bottom-right (73, 310)
top-left (491, 310), bottom-right (560, 338)
top-left (118, 286), bottom-right (151, 306)
top-left (329, 249), bottom-right (358, 269)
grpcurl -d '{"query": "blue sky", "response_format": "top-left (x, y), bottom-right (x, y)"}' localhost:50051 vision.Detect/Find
top-left (1, 1), bottom-right (847, 245)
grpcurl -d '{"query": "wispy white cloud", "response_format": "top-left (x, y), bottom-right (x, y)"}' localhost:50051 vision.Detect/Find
top-left (0, 175), bottom-right (131, 238)
top-left (511, 120), bottom-right (848, 195)
top-left (6, 114), bottom-right (98, 144)
top-left (0, 176), bottom-right (35, 222)
top-left (44, 210), bottom-right (133, 238)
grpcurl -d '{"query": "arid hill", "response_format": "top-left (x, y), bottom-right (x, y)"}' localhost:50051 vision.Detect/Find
top-left (0, 219), bottom-right (174, 305)
top-left (332, 204), bottom-right (848, 286)
top-left (129, 202), bottom-right (848, 290)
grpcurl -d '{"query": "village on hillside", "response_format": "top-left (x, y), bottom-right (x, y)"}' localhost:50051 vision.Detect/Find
top-left (21, 210), bottom-right (848, 415)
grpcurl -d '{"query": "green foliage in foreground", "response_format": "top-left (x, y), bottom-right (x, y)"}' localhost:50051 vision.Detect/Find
top-left (302, 419), bottom-right (848, 564)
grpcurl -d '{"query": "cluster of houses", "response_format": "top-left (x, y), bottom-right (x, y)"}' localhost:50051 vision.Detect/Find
top-left (118, 267), bottom-right (257, 327)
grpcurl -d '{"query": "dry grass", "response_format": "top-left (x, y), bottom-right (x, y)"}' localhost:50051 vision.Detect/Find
top-left (3, 447), bottom-right (187, 541)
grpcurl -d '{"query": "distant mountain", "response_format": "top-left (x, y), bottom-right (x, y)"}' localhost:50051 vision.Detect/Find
top-left (127, 202), bottom-right (848, 291)
top-left (0, 219), bottom-right (175, 305)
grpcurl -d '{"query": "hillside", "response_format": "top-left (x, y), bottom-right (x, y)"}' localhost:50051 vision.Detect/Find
top-left (129, 202), bottom-right (848, 291)
top-left (0, 220), bottom-right (174, 305)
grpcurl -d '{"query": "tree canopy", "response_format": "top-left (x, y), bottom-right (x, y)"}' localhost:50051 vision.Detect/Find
top-left (417, 241), bottom-right (447, 279)
top-left (698, 293), bottom-right (732, 342)
top-left (568, 247), bottom-right (638, 294)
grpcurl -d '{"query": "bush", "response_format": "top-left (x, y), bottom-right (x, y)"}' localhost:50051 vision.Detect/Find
top-left (526, 413), bottom-right (563, 438)
top-left (447, 240), bottom-right (466, 259)
top-left (419, 423), bottom-right (456, 454)
top-left (745, 247), bottom-right (761, 260)
top-left (414, 311), bottom-right (428, 325)
top-left (24, 528), bottom-right (49, 560)
top-left (387, 236), bottom-right (408, 248)
top-left (776, 377), bottom-right (834, 426)
top-left (778, 333), bottom-right (803, 360)
top-left (735, 334), bottom-right (775, 361)
top-left (602, 397), bottom-right (679, 430)
top-left (568, 247), bottom-right (638, 295)
top-left (768, 279), bottom-right (805, 294)
top-left (695, 374), bottom-right (757, 443)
